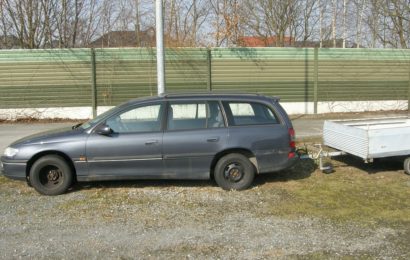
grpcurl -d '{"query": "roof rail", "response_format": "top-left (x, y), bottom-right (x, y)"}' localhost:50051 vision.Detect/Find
top-left (160, 90), bottom-right (262, 98)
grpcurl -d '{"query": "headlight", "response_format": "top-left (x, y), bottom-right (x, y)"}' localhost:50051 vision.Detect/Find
top-left (4, 147), bottom-right (19, 157)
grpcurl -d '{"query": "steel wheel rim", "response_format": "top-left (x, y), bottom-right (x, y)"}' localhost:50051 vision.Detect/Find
top-left (223, 162), bottom-right (244, 182)
top-left (39, 165), bottom-right (64, 188)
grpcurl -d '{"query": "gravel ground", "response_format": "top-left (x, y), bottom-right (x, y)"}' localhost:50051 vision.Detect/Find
top-left (0, 174), bottom-right (408, 259)
top-left (1, 115), bottom-right (409, 259)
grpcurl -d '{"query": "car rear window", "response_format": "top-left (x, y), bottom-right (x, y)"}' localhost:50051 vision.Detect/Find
top-left (223, 101), bottom-right (279, 126)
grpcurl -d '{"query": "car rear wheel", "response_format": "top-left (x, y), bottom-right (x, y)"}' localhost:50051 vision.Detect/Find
top-left (214, 153), bottom-right (255, 190)
top-left (29, 155), bottom-right (73, 195)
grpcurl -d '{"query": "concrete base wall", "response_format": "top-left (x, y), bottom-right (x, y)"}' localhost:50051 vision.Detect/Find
top-left (0, 100), bottom-right (407, 120)
top-left (282, 100), bottom-right (407, 115)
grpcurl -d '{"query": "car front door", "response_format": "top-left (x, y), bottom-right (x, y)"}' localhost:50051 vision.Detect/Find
top-left (85, 102), bottom-right (165, 179)
top-left (162, 101), bottom-right (228, 179)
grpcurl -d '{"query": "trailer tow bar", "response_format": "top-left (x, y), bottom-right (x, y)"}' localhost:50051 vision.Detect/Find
top-left (297, 144), bottom-right (346, 174)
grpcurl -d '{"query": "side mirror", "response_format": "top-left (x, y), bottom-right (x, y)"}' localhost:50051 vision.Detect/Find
top-left (95, 124), bottom-right (113, 136)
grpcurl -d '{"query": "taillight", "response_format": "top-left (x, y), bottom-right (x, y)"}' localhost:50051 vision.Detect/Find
top-left (288, 128), bottom-right (295, 148)
top-left (288, 128), bottom-right (296, 158)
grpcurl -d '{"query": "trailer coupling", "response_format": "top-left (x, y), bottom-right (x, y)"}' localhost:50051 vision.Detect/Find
top-left (297, 144), bottom-right (346, 174)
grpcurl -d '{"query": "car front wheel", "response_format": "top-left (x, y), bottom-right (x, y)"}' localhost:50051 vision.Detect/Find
top-left (214, 153), bottom-right (255, 190)
top-left (29, 155), bottom-right (73, 195)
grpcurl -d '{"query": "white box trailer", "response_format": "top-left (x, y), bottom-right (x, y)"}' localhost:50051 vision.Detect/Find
top-left (317, 117), bottom-right (410, 174)
top-left (323, 117), bottom-right (410, 160)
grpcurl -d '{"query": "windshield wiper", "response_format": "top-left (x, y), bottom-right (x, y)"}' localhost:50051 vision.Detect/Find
top-left (72, 123), bottom-right (83, 129)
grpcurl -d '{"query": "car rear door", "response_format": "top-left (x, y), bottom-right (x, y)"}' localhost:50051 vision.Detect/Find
top-left (162, 100), bottom-right (228, 179)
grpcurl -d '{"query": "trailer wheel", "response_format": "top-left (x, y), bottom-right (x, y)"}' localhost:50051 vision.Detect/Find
top-left (403, 157), bottom-right (410, 175)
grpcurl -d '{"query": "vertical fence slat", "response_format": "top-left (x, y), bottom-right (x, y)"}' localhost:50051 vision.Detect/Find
top-left (408, 65), bottom-right (410, 114)
top-left (90, 48), bottom-right (97, 118)
top-left (207, 49), bottom-right (212, 91)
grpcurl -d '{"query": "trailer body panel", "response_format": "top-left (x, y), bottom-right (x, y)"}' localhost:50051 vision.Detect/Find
top-left (323, 117), bottom-right (410, 159)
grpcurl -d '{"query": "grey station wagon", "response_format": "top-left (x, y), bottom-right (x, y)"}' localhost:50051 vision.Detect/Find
top-left (1, 93), bottom-right (297, 195)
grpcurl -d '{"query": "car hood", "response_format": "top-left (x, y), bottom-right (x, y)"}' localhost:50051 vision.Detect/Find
top-left (10, 127), bottom-right (85, 147)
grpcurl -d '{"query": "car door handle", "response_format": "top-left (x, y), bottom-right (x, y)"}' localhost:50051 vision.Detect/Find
top-left (145, 140), bottom-right (159, 145)
top-left (207, 137), bottom-right (219, 142)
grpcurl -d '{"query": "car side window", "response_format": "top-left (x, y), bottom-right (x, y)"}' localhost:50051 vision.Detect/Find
top-left (167, 101), bottom-right (225, 131)
top-left (222, 101), bottom-right (279, 126)
top-left (106, 103), bottom-right (163, 133)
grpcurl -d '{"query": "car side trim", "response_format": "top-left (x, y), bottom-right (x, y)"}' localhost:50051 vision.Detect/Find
top-left (163, 154), bottom-right (214, 160)
top-left (87, 157), bottom-right (162, 163)
top-left (1, 158), bottom-right (27, 164)
top-left (2, 162), bottom-right (26, 165)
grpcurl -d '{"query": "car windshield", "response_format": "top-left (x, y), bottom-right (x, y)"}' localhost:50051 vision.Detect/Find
top-left (78, 106), bottom-right (119, 130)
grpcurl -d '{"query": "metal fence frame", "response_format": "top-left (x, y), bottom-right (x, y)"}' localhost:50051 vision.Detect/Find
top-left (0, 47), bottom-right (409, 115)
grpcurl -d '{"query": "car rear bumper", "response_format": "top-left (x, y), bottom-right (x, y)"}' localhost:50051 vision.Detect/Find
top-left (280, 157), bottom-right (298, 170)
top-left (0, 157), bottom-right (26, 180)
top-left (259, 156), bottom-right (299, 174)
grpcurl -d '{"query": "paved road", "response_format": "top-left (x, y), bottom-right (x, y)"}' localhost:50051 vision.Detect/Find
top-left (292, 118), bottom-right (323, 138)
top-left (0, 123), bottom-right (73, 153)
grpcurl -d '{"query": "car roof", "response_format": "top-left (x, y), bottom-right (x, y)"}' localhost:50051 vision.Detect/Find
top-left (123, 92), bottom-right (280, 106)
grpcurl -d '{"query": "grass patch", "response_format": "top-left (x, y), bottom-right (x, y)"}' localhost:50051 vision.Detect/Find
top-left (265, 160), bottom-right (410, 227)
top-left (0, 175), bottom-right (29, 190)
top-left (0, 175), bottom-right (10, 184)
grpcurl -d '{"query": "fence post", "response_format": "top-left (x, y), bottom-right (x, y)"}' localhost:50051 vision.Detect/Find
top-left (313, 47), bottom-right (319, 114)
top-left (91, 48), bottom-right (97, 118)
top-left (207, 49), bottom-right (212, 91)
top-left (408, 67), bottom-right (410, 114)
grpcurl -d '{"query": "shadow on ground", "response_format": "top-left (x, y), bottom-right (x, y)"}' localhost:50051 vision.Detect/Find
top-left (331, 155), bottom-right (406, 174)
top-left (254, 158), bottom-right (316, 186)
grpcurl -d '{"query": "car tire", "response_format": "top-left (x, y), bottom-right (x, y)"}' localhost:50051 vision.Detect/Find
top-left (214, 153), bottom-right (255, 190)
top-left (29, 155), bottom-right (73, 195)
top-left (404, 157), bottom-right (410, 175)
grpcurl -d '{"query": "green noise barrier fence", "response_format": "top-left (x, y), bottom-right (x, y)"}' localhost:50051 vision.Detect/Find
top-left (0, 47), bottom-right (409, 114)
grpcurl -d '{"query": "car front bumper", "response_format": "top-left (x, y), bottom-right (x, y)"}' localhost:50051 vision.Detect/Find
top-left (0, 157), bottom-right (27, 180)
